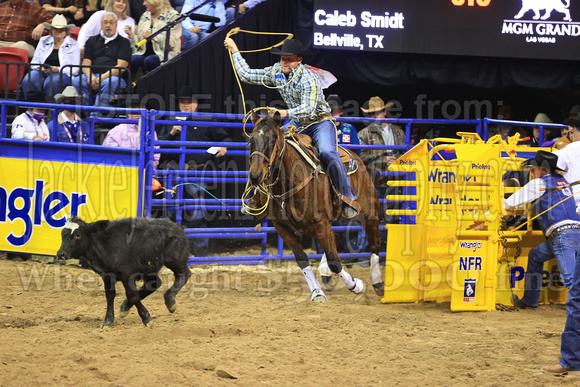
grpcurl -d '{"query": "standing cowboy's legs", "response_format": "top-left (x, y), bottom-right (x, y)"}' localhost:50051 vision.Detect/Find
top-left (559, 236), bottom-right (580, 371)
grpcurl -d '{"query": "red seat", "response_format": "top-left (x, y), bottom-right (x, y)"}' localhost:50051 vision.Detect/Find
top-left (70, 27), bottom-right (81, 41)
top-left (0, 47), bottom-right (29, 92)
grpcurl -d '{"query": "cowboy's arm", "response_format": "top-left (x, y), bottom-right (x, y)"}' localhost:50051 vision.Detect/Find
top-left (225, 39), bottom-right (272, 85)
top-left (504, 179), bottom-right (545, 211)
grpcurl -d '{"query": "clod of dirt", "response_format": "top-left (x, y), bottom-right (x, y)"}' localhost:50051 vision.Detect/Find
top-left (216, 369), bottom-right (237, 379)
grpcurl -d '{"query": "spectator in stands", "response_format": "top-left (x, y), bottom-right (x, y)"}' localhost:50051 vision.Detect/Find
top-left (21, 15), bottom-right (80, 98)
top-left (542, 118), bottom-right (580, 149)
top-left (488, 105), bottom-right (526, 142)
top-left (355, 96), bottom-right (405, 256)
top-left (49, 85), bottom-right (89, 142)
top-left (40, 0), bottom-right (85, 26)
top-left (181, 0), bottom-right (224, 49)
top-left (103, 95), bottom-right (160, 167)
top-left (327, 93), bottom-right (360, 155)
top-left (225, 0), bottom-right (265, 22)
top-left (0, 0), bottom-right (53, 58)
top-left (72, 12), bottom-right (132, 106)
top-left (77, 0), bottom-right (135, 57)
top-left (527, 112), bottom-right (552, 147)
top-left (126, 0), bottom-right (181, 80)
top-left (11, 90), bottom-right (50, 141)
top-left (157, 85), bottom-right (231, 255)
top-left (358, 96), bottom-right (404, 187)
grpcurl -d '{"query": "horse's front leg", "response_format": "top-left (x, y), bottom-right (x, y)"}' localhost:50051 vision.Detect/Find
top-left (272, 220), bottom-right (327, 303)
top-left (315, 220), bottom-right (364, 295)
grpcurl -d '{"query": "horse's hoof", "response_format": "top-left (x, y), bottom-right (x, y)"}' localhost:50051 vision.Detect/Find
top-left (144, 320), bottom-right (153, 328)
top-left (311, 289), bottom-right (327, 303)
top-left (372, 282), bottom-right (385, 296)
top-left (120, 299), bottom-right (131, 318)
top-left (321, 275), bottom-right (335, 291)
top-left (349, 278), bottom-right (364, 294)
top-left (101, 320), bottom-right (113, 329)
top-left (168, 304), bottom-right (177, 313)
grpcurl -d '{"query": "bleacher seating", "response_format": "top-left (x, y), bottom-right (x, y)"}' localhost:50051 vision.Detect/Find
top-left (0, 47), bottom-right (28, 93)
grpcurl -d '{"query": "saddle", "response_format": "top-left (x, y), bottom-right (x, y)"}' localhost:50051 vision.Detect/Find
top-left (285, 133), bottom-right (358, 175)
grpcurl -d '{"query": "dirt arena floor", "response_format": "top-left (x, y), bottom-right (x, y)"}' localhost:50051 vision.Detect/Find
top-left (0, 256), bottom-right (578, 386)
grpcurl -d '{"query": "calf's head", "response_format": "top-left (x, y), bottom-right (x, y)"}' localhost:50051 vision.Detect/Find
top-left (56, 217), bottom-right (110, 260)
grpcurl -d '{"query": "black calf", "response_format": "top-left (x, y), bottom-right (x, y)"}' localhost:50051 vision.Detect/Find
top-left (57, 217), bottom-right (192, 327)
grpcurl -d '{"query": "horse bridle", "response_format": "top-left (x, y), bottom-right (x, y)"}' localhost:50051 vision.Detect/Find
top-left (249, 130), bottom-right (286, 186)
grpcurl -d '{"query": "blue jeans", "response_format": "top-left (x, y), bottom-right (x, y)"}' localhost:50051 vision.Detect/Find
top-left (130, 54), bottom-right (161, 79)
top-left (71, 73), bottom-right (126, 106)
top-left (520, 229), bottom-right (579, 307)
top-left (182, 28), bottom-right (209, 50)
top-left (559, 229), bottom-right (580, 370)
top-left (299, 119), bottom-right (357, 201)
top-left (21, 69), bottom-right (71, 97)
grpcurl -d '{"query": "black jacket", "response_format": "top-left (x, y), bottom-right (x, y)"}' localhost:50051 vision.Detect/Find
top-left (157, 117), bottom-right (232, 166)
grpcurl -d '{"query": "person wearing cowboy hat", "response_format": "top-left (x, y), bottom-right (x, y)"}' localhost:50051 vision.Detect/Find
top-left (11, 90), bottom-right (51, 141)
top-left (156, 85), bottom-right (232, 255)
top-left (21, 14), bottom-right (80, 99)
top-left (501, 151), bottom-right (580, 376)
top-left (224, 37), bottom-right (361, 220)
top-left (48, 85), bottom-right (89, 143)
top-left (358, 96), bottom-right (405, 187)
top-left (507, 150), bottom-right (580, 310)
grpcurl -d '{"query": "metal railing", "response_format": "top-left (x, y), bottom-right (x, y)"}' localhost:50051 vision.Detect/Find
top-left (0, 99), bottom-right (504, 264)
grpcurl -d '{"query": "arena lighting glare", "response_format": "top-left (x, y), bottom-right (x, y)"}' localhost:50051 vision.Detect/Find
top-left (313, 0), bottom-right (580, 60)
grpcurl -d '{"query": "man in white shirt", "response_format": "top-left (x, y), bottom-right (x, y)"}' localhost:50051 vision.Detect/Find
top-left (554, 118), bottom-right (580, 212)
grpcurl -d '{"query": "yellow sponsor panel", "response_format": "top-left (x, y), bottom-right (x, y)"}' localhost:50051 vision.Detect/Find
top-left (0, 158), bottom-right (139, 256)
top-left (383, 136), bottom-right (567, 310)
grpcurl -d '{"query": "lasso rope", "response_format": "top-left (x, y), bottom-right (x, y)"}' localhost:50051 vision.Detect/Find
top-left (225, 28), bottom-right (293, 117)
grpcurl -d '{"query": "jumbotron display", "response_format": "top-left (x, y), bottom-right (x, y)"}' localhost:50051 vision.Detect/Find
top-left (313, 0), bottom-right (580, 60)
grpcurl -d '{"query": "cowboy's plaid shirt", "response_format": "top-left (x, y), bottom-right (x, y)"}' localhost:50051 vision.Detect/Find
top-left (232, 51), bottom-right (330, 123)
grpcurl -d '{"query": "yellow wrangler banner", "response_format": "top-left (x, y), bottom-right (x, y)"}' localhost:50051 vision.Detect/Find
top-left (383, 134), bottom-right (568, 311)
top-left (0, 157), bottom-right (139, 256)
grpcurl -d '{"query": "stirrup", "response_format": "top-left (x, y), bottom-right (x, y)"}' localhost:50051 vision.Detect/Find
top-left (341, 195), bottom-right (361, 215)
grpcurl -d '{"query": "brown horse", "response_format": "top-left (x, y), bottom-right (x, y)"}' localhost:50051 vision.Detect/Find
top-left (247, 112), bottom-right (384, 302)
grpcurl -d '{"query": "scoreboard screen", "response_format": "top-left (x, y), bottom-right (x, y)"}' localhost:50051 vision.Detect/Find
top-left (313, 0), bottom-right (580, 60)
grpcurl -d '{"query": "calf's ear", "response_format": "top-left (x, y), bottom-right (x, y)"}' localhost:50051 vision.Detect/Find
top-left (86, 220), bottom-right (110, 234)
